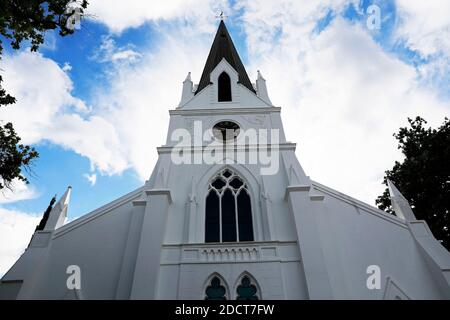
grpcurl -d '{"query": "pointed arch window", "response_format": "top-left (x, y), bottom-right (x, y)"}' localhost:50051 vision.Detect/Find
top-left (236, 276), bottom-right (259, 300)
top-left (205, 276), bottom-right (227, 300)
top-left (205, 169), bottom-right (254, 243)
top-left (218, 72), bottom-right (232, 102)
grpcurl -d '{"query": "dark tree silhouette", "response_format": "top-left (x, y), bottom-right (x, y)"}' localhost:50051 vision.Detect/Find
top-left (35, 195), bottom-right (57, 231)
top-left (0, 0), bottom-right (88, 190)
top-left (0, 75), bottom-right (16, 106)
top-left (0, 123), bottom-right (39, 189)
top-left (0, 0), bottom-right (89, 54)
top-left (376, 117), bottom-right (450, 251)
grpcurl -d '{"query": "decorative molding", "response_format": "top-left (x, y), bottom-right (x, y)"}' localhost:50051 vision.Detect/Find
top-left (199, 247), bottom-right (259, 262)
top-left (161, 241), bottom-right (299, 265)
top-left (285, 185), bottom-right (311, 200)
top-left (169, 107), bottom-right (281, 116)
top-left (310, 195), bottom-right (325, 201)
top-left (157, 143), bottom-right (296, 154)
top-left (311, 180), bottom-right (408, 229)
top-left (146, 189), bottom-right (173, 204)
top-left (132, 200), bottom-right (147, 207)
top-left (286, 185), bottom-right (311, 192)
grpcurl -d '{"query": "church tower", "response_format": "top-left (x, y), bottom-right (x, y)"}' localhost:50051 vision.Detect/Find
top-left (130, 20), bottom-right (308, 299)
top-left (1, 21), bottom-right (450, 300)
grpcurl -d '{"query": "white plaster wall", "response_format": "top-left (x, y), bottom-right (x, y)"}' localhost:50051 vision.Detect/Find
top-left (310, 187), bottom-right (445, 299)
top-left (23, 200), bottom-right (135, 299)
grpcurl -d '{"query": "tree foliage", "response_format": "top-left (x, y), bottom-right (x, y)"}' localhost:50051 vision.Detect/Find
top-left (0, 75), bottom-right (16, 105)
top-left (0, 0), bottom-right (88, 55)
top-left (0, 0), bottom-right (88, 190)
top-left (0, 122), bottom-right (39, 189)
top-left (376, 117), bottom-right (450, 250)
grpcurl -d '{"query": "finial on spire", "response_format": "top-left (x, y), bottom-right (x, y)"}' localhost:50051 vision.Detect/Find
top-left (180, 72), bottom-right (194, 107)
top-left (184, 72), bottom-right (192, 82)
top-left (36, 186), bottom-right (72, 231)
top-left (215, 11), bottom-right (228, 21)
top-left (256, 70), bottom-right (272, 104)
top-left (257, 70), bottom-right (265, 80)
top-left (387, 179), bottom-right (416, 221)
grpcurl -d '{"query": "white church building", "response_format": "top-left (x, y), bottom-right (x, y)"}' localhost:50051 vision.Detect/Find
top-left (1, 21), bottom-right (449, 300)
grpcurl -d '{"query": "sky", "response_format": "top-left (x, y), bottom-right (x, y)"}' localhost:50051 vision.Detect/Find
top-left (0, 0), bottom-right (449, 276)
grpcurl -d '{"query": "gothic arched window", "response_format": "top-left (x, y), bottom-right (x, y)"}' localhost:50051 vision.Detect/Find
top-left (205, 276), bottom-right (227, 300)
top-left (205, 169), bottom-right (254, 243)
top-left (218, 72), bottom-right (232, 102)
top-left (236, 276), bottom-right (259, 300)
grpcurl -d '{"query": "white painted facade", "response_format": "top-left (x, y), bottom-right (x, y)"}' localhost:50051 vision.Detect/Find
top-left (1, 22), bottom-right (449, 300)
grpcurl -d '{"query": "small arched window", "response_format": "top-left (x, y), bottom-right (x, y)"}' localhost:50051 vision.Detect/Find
top-left (218, 72), bottom-right (232, 102)
top-left (205, 276), bottom-right (227, 300)
top-left (205, 168), bottom-right (254, 243)
top-left (236, 276), bottom-right (259, 300)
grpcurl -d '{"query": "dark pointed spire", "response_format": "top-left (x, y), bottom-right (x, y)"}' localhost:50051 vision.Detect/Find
top-left (195, 20), bottom-right (255, 95)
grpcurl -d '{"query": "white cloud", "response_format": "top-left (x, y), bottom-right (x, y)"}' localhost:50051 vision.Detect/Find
top-left (110, 49), bottom-right (142, 62)
top-left (87, 0), bottom-right (230, 33)
top-left (0, 51), bottom-right (127, 175)
top-left (47, 114), bottom-right (127, 174)
top-left (84, 173), bottom-right (97, 186)
top-left (235, 0), bottom-right (354, 55)
top-left (1, 51), bottom-right (84, 144)
top-left (0, 180), bottom-right (38, 204)
top-left (238, 1), bottom-right (449, 204)
top-left (0, 208), bottom-right (39, 277)
top-left (395, 1), bottom-right (450, 95)
top-left (92, 36), bottom-right (142, 64)
top-left (395, 0), bottom-right (450, 57)
top-left (62, 62), bottom-right (72, 72)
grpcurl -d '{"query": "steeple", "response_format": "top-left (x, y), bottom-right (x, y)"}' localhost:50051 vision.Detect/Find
top-left (387, 179), bottom-right (417, 221)
top-left (179, 72), bottom-right (194, 106)
top-left (195, 20), bottom-right (255, 95)
top-left (43, 186), bottom-right (72, 231)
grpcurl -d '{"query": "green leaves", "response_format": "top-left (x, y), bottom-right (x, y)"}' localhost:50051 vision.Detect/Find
top-left (0, 122), bottom-right (39, 189)
top-left (0, 0), bottom-right (89, 54)
top-left (0, 75), bottom-right (16, 106)
top-left (377, 117), bottom-right (450, 250)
